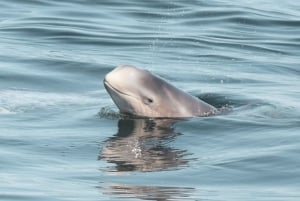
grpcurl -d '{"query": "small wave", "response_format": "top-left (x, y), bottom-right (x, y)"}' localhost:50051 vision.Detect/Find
top-left (197, 92), bottom-right (295, 124)
top-left (0, 107), bottom-right (14, 114)
top-left (0, 89), bottom-right (99, 114)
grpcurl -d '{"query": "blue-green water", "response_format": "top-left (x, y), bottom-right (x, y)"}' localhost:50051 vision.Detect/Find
top-left (1, 1), bottom-right (300, 200)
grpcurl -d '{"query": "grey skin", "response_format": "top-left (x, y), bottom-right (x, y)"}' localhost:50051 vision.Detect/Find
top-left (103, 65), bottom-right (217, 118)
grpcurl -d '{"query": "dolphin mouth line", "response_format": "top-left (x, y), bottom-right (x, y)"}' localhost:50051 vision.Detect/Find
top-left (104, 80), bottom-right (128, 96)
top-left (104, 80), bottom-right (138, 100)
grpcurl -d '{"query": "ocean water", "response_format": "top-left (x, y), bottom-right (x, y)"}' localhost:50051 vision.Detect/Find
top-left (0, 0), bottom-right (300, 200)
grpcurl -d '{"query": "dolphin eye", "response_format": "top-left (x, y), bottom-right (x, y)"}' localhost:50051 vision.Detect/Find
top-left (143, 98), bottom-right (153, 105)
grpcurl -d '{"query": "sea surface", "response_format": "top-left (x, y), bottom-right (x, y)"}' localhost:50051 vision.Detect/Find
top-left (0, 0), bottom-right (300, 200)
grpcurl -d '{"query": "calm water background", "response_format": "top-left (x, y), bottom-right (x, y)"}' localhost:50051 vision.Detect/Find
top-left (0, 0), bottom-right (300, 200)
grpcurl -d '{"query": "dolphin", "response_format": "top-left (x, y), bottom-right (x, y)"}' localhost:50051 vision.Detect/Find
top-left (103, 65), bottom-right (216, 118)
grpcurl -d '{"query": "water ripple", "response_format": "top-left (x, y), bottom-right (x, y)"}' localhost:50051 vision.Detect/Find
top-left (1, 1), bottom-right (300, 201)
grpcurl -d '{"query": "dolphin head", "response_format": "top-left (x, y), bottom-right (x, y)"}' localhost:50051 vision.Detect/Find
top-left (104, 65), bottom-right (166, 117)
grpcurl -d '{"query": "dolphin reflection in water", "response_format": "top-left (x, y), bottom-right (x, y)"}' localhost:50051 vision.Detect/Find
top-left (99, 118), bottom-right (193, 172)
top-left (99, 118), bottom-right (196, 200)
top-left (100, 183), bottom-right (195, 201)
